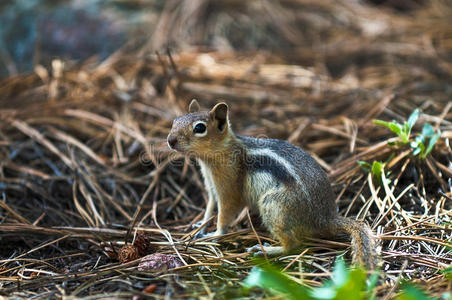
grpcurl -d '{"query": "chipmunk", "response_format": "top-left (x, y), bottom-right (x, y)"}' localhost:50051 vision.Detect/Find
top-left (167, 100), bottom-right (376, 269)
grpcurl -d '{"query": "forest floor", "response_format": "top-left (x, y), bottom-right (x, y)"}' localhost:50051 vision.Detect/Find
top-left (0, 0), bottom-right (451, 299)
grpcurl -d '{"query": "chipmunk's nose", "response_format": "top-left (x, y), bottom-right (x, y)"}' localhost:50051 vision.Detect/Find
top-left (167, 135), bottom-right (178, 149)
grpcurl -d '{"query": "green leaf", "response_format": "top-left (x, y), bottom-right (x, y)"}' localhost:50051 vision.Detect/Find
top-left (374, 109), bottom-right (420, 144)
top-left (423, 130), bottom-right (441, 158)
top-left (371, 161), bottom-right (384, 185)
top-left (311, 258), bottom-right (367, 300)
top-left (397, 281), bottom-right (436, 300)
top-left (331, 257), bottom-right (348, 287)
top-left (411, 137), bottom-right (425, 157)
top-left (244, 263), bottom-right (310, 299)
top-left (366, 272), bottom-right (380, 300)
top-left (374, 119), bottom-right (411, 143)
top-left (371, 161), bottom-right (382, 177)
top-left (422, 123), bottom-right (435, 137)
top-left (373, 119), bottom-right (392, 129)
top-left (441, 293), bottom-right (451, 300)
top-left (407, 109), bottom-right (419, 133)
top-left (335, 268), bottom-right (367, 300)
top-left (416, 134), bottom-right (425, 144)
top-left (402, 123), bottom-right (410, 137)
top-left (357, 161), bottom-right (371, 173)
top-left (311, 286), bottom-right (336, 300)
top-left (440, 266), bottom-right (452, 280)
top-left (388, 122), bottom-right (403, 137)
top-left (374, 120), bottom-right (401, 135)
top-left (412, 147), bottom-right (422, 156)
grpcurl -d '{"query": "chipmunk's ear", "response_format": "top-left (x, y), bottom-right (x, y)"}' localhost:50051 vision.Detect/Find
top-left (209, 102), bottom-right (228, 132)
top-left (188, 99), bottom-right (200, 113)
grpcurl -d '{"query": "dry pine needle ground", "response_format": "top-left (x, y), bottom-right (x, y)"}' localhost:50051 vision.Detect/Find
top-left (0, 0), bottom-right (451, 298)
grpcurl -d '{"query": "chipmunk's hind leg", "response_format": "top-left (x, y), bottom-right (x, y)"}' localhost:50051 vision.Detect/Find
top-left (247, 244), bottom-right (284, 256)
top-left (247, 226), bottom-right (298, 257)
top-left (247, 187), bottom-right (304, 257)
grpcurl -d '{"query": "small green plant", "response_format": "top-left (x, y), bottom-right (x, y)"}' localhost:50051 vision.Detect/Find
top-left (396, 281), bottom-right (437, 300)
top-left (243, 260), bottom-right (310, 299)
top-left (357, 160), bottom-right (391, 186)
top-left (374, 108), bottom-right (419, 144)
top-left (410, 124), bottom-right (441, 159)
top-left (373, 109), bottom-right (441, 160)
top-left (243, 257), bottom-right (378, 300)
top-left (243, 258), bottom-right (443, 300)
top-left (309, 258), bottom-right (370, 300)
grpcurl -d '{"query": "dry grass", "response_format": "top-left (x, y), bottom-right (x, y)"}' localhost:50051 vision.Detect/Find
top-left (0, 0), bottom-right (451, 299)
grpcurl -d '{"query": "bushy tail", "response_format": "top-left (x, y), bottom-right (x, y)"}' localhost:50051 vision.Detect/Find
top-left (330, 216), bottom-right (377, 270)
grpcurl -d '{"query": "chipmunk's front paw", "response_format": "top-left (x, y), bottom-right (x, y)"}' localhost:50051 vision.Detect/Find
top-left (195, 230), bottom-right (220, 239)
top-left (195, 229), bottom-right (225, 240)
top-left (246, 243), bottom-right (271, 256)
top-left (193, 222), bottom-right (207, 239)
top-left (194, 230), bottom-right (210, 239)
top-left (192, 221), bottom-right (204, 229)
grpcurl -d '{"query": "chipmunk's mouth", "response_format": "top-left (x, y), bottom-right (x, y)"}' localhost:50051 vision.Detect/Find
top-left (167, 135), bottom-right (186, 152)
top-left (169, 144), bottom-right (184, 152)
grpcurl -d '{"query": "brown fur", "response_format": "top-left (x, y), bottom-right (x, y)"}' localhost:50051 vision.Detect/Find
top-left (168, 100), bottom-right (377, 269)
top-left (328, 216), bottom-right (376, 268)
top-left (206, 140), bottom-right (246, 234)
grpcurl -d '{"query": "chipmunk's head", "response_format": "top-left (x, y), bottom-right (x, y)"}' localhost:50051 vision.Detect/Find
top-left (167, 99), bottom-right (230, 156)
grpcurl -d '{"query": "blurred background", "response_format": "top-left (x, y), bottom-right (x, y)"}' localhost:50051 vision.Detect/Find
top-left (0, 0), bottom-right (439, 77)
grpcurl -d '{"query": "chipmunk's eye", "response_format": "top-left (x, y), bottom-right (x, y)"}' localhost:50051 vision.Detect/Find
top-left (193, 122), bottom-right (207, 136)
